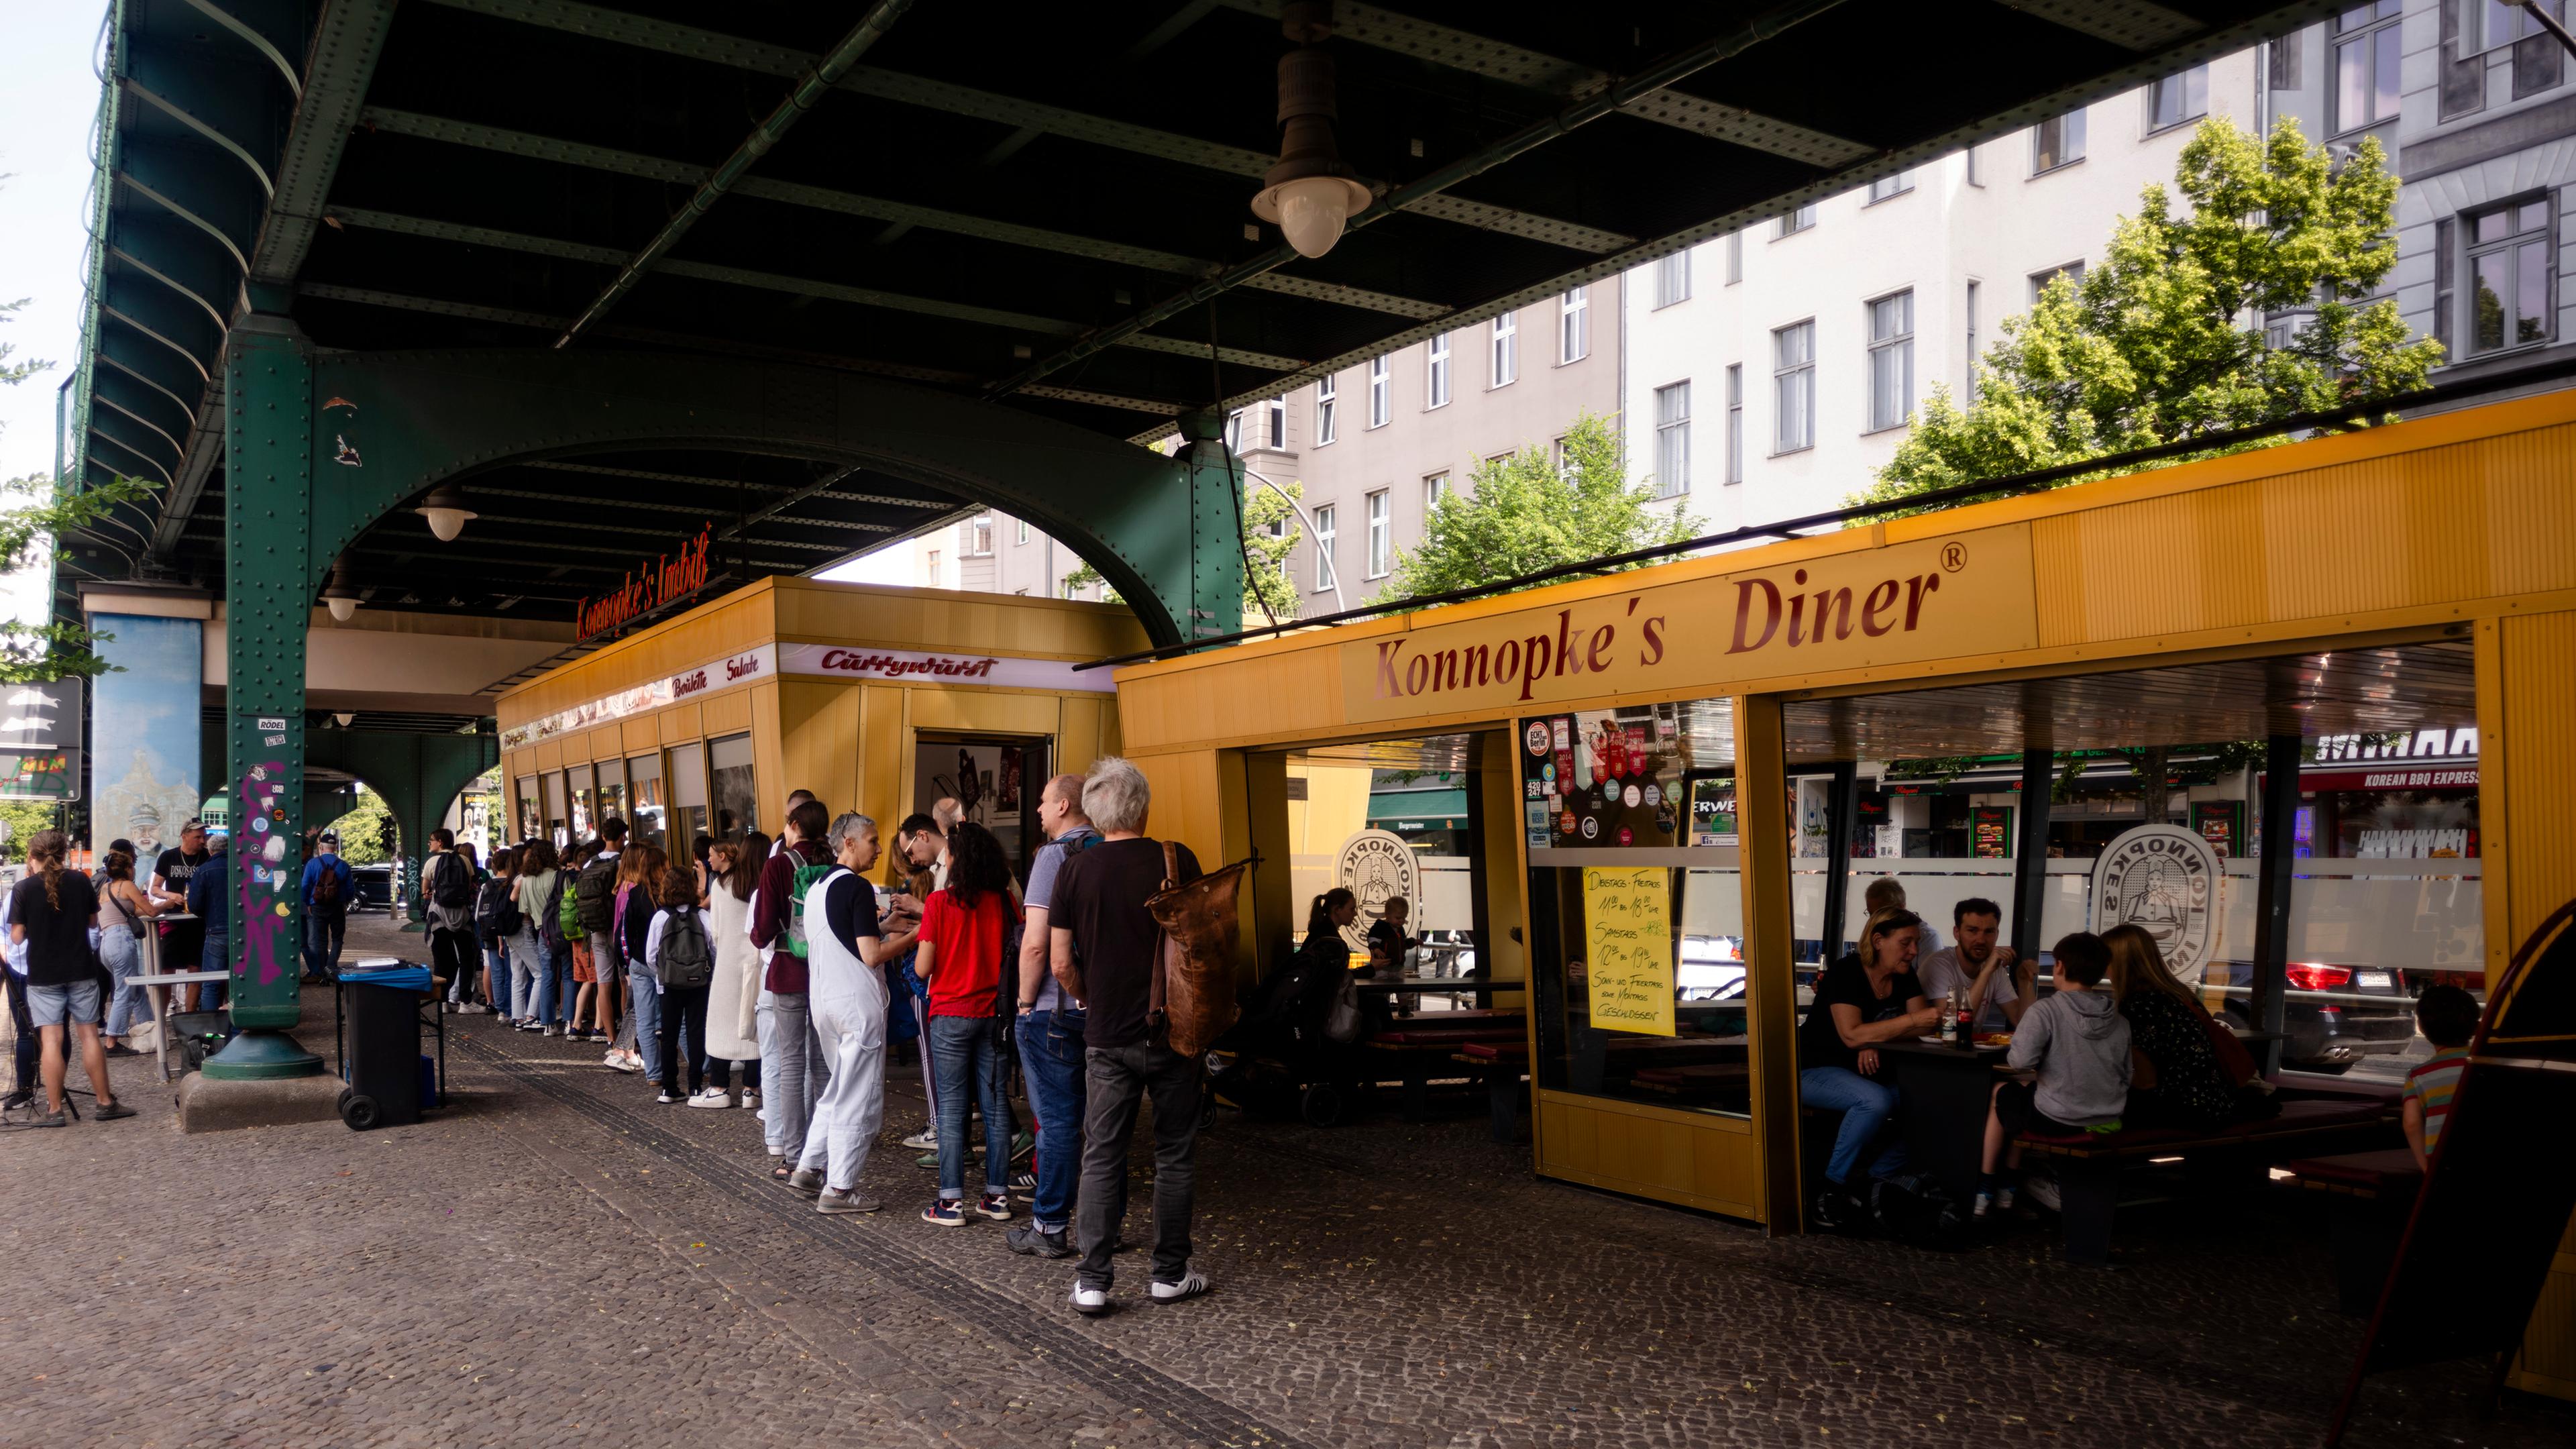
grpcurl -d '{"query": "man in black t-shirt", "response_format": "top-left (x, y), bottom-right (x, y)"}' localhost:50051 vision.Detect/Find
top-left (10, 834), bottom-right (133, 1126)
top-left (1795, 908), bottom-right (1939, 1226)
top-left (1049, 757), bottom-right (1208, 1316)
top-left (152, 820), bottom-right (213, 1010)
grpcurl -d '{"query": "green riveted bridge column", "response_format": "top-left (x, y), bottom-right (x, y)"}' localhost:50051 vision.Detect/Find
top-left (1175, 409), bottom-right (1246, 642)
top-left (203, 296), bottom-right (325, 1080)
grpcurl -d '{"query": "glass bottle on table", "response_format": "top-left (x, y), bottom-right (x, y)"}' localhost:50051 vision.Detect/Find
top-left (1938, 993), bottom-right (1958, 1044)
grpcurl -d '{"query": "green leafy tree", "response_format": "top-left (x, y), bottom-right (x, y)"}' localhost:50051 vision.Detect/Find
top-left (324, 786), bottom-right (397, 866)
top-left (1859, 116), bottom-right (2437, 512)
top-left (1, 286), bottom-right (158, 682)
top-left (1377, 411), bottom-right (1693, 604)
top-left (0, 799), bottom-right (58, 861)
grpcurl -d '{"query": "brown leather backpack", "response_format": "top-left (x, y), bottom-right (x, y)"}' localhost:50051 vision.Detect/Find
top-left (1144, 843), bottom-right (1255, 1058)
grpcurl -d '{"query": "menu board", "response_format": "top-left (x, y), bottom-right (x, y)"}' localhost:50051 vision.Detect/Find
top-left (1519, 705), bottom-right (1691, 849)
top-left (1582, 866), bottom-right (1676, 1037)
top-left (1972, 805), bottom-right (2014, 859)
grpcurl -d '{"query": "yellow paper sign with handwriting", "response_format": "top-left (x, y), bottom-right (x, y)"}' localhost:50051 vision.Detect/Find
top-left (1582, 867), bottom-right (1675, 1037)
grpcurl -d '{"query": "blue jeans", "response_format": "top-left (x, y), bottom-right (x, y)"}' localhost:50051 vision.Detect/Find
top-left (1799, 1065), bottom-right (1908, 1187)
top-left (930, 1014), bottom-right (1011, 1201)
top-left (482, 941), bottom-right (509, 1010)
top-left (103, 929), bottom-right (152, 1037)
top-left (199, 934), bottom-right (230, 1011)
top-left (1017, 1008), bottom-right (1087, 1230)
top-left (627, 966), bottom-right (663, 1083)
top-left (302, 913), bottom-right (345, 980)
top-left (530, 943), bottom-right (566, 1026)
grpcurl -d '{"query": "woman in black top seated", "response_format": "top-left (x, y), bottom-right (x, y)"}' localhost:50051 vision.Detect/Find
top-left (2105, 923), bottom-right (2268, 1130)
top-left (1238, 889), bottom-right (1358, 1053)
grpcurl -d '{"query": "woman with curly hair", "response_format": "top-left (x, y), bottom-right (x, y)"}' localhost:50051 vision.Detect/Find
top-left (911, 820), bottom-right (1021, 1227)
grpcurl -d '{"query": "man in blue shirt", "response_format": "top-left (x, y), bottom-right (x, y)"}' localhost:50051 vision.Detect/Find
top-left (1005, 773), bottom-right (1100, 1260)
top-left (299, 830), bottom-right (355, 983)
top-left (186, 833), bottom-right (233, 1009)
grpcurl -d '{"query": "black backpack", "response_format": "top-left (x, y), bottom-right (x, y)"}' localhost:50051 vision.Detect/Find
top-left (430, 852), bottom-right (474, 910)
top-left (574, 853), bottom-right (620, 933)
top-left (1868, 1170), bottom-right (1974, 1252)
top-left (475, 877), bottom-right (523, 941)
top-left (537, 869), bottom-right (571, 951)
top-left (658, 905), bottom-right (715, 989)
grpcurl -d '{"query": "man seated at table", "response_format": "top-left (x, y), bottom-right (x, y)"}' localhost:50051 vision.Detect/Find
top-left (1796, 908), bottom-right (1941, 1229)
top-left (1915, 898), bottom-right (2031, 1035)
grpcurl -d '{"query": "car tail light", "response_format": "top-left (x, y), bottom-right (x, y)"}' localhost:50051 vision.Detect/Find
top-left (2286, 963), bottom-right (2351, 991)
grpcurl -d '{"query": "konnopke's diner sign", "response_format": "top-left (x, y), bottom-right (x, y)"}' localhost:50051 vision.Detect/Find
top-left (1338, 527), bottom-right (2037, 722)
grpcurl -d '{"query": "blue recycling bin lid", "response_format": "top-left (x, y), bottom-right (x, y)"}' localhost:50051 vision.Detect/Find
top-left (340, 965), bottom-right (434, 991)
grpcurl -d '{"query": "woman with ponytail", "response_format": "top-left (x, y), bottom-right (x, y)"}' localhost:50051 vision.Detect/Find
top-left (1238, 888), bottom-right (1359, 1054)
top-left (9, 829), bottom-right (131, 1124)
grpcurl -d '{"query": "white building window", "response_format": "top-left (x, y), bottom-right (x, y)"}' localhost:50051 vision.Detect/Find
top-left (1773, 320), bottom-right (1815, 454)
top-left (2476, 0), bottom-right (2561, 52)
top-left (926, 549), bottom-right (941, 586)
top-left (1656, 250), bottom-right (1693, 307)
top-left (1724, 364), bottom-right (1743, 486)
top-left (1364, 490), bottom-right (1391, 579)
top-left (968, 514), bottom-right (994, 556)
top-left (2468, 197), bottom-right (2554, 354)
top-left (2334, 3), bottom-right (2402, 133)
top-left (1223, 408), bottom-right (1243, 453)
top-left (1424, 472), bottom-right (1448, 515)
top-left (1560, 286), bottom-right (1589, 362)
top-left (1964, 279), bottom-right (1981, 405)
top-left (1778, 203), bottom-right (1816, 238)
top-left (1491, 311), bottom-right (1517, 386)
top-left (2149, 65), bottom-right (2208, 133)
top-left (1368, 355), bottom-right (1390, 427)
top-left (1966, 144), bottom-right (1982, 186)
top-left (1866, 171), bottom-right (1913, 203)
top-left (2032, 108), bottom-right (2086, 172)
top-left (1653, 381), bottom-right (1690, 498)
top-left (2030, 260), bottom-right (2085, 303)
top-left (1015, 517), bottom-right (1028, 545)
top-left (1426, 333), bottom-right (1450, 408)
top-left (1550, 435), bottom-right (1569, 478)
top-left (1866, 290), bottom-right (1915, 433)
top-left (1726, 230), bottom-right (1743, 283)
top-left (1315, 373), bottom-right (1337, 445)
top-left (1262, 395), bottom-right (1285, 449)
top-left (1313, 504), bottom-right (1336, 591)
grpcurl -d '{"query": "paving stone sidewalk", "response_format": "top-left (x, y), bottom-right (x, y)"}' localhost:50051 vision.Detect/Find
top-left (4, 911), bottom-right (2569, 1448)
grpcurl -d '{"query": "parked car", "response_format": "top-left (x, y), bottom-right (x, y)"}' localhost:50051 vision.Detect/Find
top-left (350, 863), bottom-right (394, 912)
top-left (1679, 935), bottom-right (1747, 1000)
top-left (2212, 960), bottom-right (2416, 1073)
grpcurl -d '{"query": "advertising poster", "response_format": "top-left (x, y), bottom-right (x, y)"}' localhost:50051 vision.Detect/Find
top-left (89, 614), bottom-right (201, 858)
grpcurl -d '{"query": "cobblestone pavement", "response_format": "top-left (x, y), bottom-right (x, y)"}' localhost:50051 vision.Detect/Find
top-left (5, 913), bottom-right (2569, 1448)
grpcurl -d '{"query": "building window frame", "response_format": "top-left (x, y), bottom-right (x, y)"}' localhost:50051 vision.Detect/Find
top-left (2331, 3), bottom-right (2403, 136)
top-left (1724, 364), bottom-right (1743, 486)
top-left (1312, 504), bottom-right (1336, 592)
top-left (2474, 0), bottom-right (2565, 52)
top-left (1491, 311), bottom-right (1518, 386)
top-left (2147, 64), bottom-right (2209, 135)
top-left (1772, 319), bottom-right (1816, 455)
top-left (2030, 260), bottom-right (2086, 304)
top-left (1653, 380), bottom-right (1691, 498)
top-left (1865, 170), bottom-right (1914, 204)
top-left (1364, 489), bottom-right (1391, 580)
top-left (1776, 203), bottom-right (1817, 239)
top-left (1866, 288), bottom-right (1915, 435)
top-left (1424, 471), bottom-right (1449, 516)
top-left (1015, 517), bottom-right (1028, 546)
top-left (967, 514), bottom-right (994, 557)
top-left (1966, 144), bottom-right (1982, 186)
top-left (2463, 195), bottom-right (2556, 356)
top-left (1426, 333), bottom-right (1451, 409)
top-left (1655, 249), bottom-right (1693, 308)
top-left (1368, 355), bottom-right (1391, 427)
top-left (2031, 108), bottom-right (2087, 174)
top-left (1560, 286), bottom-right (1589, 363)
top-left (1316, 372), bottom-right (1338, 445)
top-left (1263, 395), bottom-right (1285, 449)
top-left (1964, 278), bottom-right (1982, 405)
top-left (2433, 216), bottom-right (2457, 364)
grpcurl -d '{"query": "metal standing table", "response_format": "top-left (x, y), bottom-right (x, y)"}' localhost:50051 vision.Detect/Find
top-left (126, 970), bottom-right (232, 1081)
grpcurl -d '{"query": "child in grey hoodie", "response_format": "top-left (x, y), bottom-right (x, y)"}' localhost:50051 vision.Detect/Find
top-left (1978, 931), bottom-right (2132, 1218)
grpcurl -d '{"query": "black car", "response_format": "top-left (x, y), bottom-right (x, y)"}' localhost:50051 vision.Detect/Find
top-left (2212, 960), bottom-right (2417, 1073)
top-left (350, 863), bottom-right (394, 912)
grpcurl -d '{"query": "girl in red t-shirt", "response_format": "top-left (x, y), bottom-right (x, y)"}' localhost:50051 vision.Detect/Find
top-left (912, 820), bottom-right (1023, 1226)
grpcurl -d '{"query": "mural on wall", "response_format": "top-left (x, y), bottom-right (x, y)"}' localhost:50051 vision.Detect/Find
top-left (89, 614), bottom-right (202, 858)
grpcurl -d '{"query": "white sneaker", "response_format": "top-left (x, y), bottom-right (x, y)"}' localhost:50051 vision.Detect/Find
top-left (2024, 1173), bottom-right (2062, 1214)
top-left (902, 1128), bottom-right (938, 1150)
top-left (601, 1050), bottom-right (625, 1069)
top-left (1149, 1271), bottom-right (1211, 1305)
top-left (754, 1108), bottom-right (766, 1122)
top-left (1070, 1285), bottom-right (1110, 1317)
top-left (686, 1087), bottom-right (733, 1110)
top-left (737, 1090), bottom-right (760, 1110)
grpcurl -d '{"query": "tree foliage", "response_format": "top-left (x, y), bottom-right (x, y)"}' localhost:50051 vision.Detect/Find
top-left (1859, 116), bottom-right (2437, 512)
top-left (1377, 411), bottom-right (1694, 604)
top-left (323, 787), bottom-right (397, 865)
top-left (1065, 473), bottom-right (1305, 625)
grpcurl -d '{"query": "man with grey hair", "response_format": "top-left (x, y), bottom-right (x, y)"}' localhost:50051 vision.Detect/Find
top-left (1049, 757), bottom-right (1209, 1312)
top-left (1004, 773), bottom-right (1101, 1258)
top-left (788, 811), bottom-right (918, 1214)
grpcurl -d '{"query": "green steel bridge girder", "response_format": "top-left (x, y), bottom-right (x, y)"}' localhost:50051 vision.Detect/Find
top-left (305, 730), bottom-right (500, 934)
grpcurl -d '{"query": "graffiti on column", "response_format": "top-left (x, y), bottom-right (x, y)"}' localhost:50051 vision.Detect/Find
top-left (237, 761), bottom-right (297, 989)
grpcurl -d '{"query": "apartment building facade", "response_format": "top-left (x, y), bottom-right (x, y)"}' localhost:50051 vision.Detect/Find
top-left (1619, 52), bottom-right (2266, 535)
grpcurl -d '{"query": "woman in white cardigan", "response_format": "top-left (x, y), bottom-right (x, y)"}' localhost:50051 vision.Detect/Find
top-left (692, 831), bottom-right (768, 1110)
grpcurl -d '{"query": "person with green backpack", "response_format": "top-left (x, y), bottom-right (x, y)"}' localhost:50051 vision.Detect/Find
top-left (646, 867), bottom-right (719, 1104)
top-left (752, 798), bottom-right (837, 1170)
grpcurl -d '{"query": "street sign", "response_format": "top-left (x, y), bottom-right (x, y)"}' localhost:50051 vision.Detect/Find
top-left (0, 680), bottom-right (80, 752)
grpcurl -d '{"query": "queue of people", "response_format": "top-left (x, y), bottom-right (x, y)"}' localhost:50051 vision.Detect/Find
top-left (468, 759), bottom-right (1214, 1313)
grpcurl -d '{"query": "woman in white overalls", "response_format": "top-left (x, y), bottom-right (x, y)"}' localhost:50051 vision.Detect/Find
top-left (784, 813), bottom-right (918, 1214)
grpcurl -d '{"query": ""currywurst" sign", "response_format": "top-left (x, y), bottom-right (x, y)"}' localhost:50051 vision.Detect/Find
top-left (1339, 527), bottom-right (2037, 722)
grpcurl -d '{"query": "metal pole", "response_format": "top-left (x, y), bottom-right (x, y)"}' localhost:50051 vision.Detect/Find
top-left (1816, 761), bottom-right (1858, 964)
top-left (2250, 733), bottom-right (2304, 1077)
top-left (2506, 0), bottom-right (2576, 58)
top-left (2010, 747), bottom-right (2053, 963)
top-left (1241, 464), bottom-right (1342, 613)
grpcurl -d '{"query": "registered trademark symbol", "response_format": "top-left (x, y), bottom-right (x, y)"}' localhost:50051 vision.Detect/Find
top-left (1939, 541), bottom-right (1967, 573)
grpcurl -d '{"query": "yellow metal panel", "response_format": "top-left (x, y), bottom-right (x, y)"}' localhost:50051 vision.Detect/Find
top-left (660, 702), bottom-right (701, 745)
top-left (1132, 750), bottom-right (1226, 867)
top-left (533, 741), bottom-right (560, 772)
top-left (1476, 739), bottom-right (1529, 984)
top-left (2513, 1262), bottom-right (2576, 1399)
top-left (904, 689), bottom-right (1064, 737)
top-left (2483, 429), bottom-right (2576, 598)
top-left (777, 682), bottom-right (861, 818)
top-left (1534, 1091), bottom-right (1761, 1220)
top-left (703, 688), bottom-right (751, 737)
top-left (2497, 612), bottom-right (2576, 950)
top-left (622, 718), bottom-right (657, 756)
top-left (2032, 516), bottom-right (2086, 647)
top-left (859, 686), bottom-right (907, 844)
top-left (1733, 694), bottom-right (1803, 1231)
top-left (768, 577), bottom-right (1147, 660)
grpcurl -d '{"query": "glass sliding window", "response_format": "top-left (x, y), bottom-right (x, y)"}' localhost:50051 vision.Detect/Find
top-left (2032, 108), bottom-right (2086, 172)
top-left (1491, 311), bottom-right (1517, 386)
top-left (515, 775), bottom-right (540, 845)
top-left (566, 763), bottom-right (595, 842)
top-left (2333, 4), bottom-right (2402, 131)
top-left (627, 753), bottom-right (665, 849)
top-left (595, 759), bottom-right (629, 831)
top-left (709, 733), bottom-right (758, 837)
top-left (2149, 64), bottom-right (2208, 131)
top-left (2468, 199), bottom-right (2554, 354)
top-left (1313, 504), bottom-right (1336, 591)
top-left (1867, 290), bottom-right (1915, 432)
top-left (669, 740), bottom-right (708, 849)
top-left (1653, 381), bottom-right (1690, 498)
top-left (1656, 249), bottom-right (1691, 306)
top-left (1315, 373), bottom-right (1336, 443)
top-left (1773, 320), bottom-right (1815, 453)
top-left (1724, 364), bottom-right (1743, 486)
top-left (1368, 355), bottom-right (1390, 426)
top-left (1426, 333), bottom-right (1452, 407)
top-left (1560, 286), bottom-right (1589, 362)
top-left (1364, 490), bottom-right (1391, 579)
top-left (541, 773), bottom-right (565, 847)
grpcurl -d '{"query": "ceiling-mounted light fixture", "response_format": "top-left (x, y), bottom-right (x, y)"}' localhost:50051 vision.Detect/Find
top-left (333, 712), bottom-right (356, 729)
top-left (415, 482), bottom-right (478, 543)
top-left (1250, 1), bottom-right (1372, 260)
top-left (321, 558), bottom-right (364, 623)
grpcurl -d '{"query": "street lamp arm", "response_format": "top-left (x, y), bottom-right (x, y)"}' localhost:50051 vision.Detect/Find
top-left (2505, 0), bottom-right (2576, 58)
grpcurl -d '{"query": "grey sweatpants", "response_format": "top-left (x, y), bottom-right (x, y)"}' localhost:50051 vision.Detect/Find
top-left (758, 989), bottom-right (830, 1157)
top-left (796, 987), bottom-right (886, 1191)
top-left (1073, 1041), bottom-right (1203, 1292)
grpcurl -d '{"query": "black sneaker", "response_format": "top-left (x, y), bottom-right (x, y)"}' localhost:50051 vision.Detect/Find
top-left (1006, 1224), bottom-right (1075, 1259)
top-left (1, 1092), bottom-right (32, 1112)
top-left (94, 1100), bottom-right (137, 1122)
top-left (1810, 1185), bottom-right (1864, 1232)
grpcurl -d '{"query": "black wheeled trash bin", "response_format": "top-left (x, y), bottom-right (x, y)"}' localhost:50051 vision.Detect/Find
top-left (336, 965), bottom-right (436, 1130)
